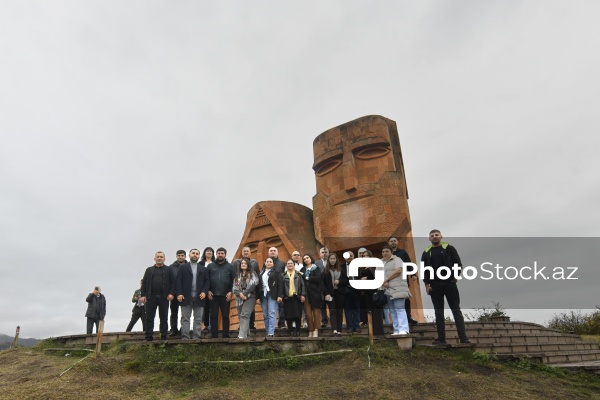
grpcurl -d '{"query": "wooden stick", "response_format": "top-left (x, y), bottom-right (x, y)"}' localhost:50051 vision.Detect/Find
top-left (11, 326), bottom-right (20, 348)
top-left (95, 320), bottom-right (105, 354)
top-left (367, 311), bottom-right (374, 345)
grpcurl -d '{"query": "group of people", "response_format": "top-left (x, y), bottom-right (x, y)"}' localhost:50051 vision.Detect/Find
top-left (86, 230), bottom-right (470, 345)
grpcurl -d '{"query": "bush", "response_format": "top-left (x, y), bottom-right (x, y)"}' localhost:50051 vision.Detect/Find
top-left (467, 302), bottom-right (508, 322)
top-left (546, 307), bottom-right (600, 335)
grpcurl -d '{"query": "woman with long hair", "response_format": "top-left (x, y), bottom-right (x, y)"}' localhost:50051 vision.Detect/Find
top-left (200, 247), bottom-right (215, 331)
top-left (232, 258), bottom-right (259, 338)
top-left (301, 254), bottom-right (324, 337)
top-left (323, 253), bottom-right (348, 337)
top-left (278, 259), bottom-right (306, 337)
top-left (258, 257), bottom-right (281, 337)
top-left (381, 245), bottom-right (411, 335)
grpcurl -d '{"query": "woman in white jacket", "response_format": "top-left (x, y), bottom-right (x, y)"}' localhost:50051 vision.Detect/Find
top-left (381, 245), bottom-right (411, 335)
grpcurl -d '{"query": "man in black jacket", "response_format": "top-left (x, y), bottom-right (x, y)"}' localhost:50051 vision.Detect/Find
top-left (207, 247), bottom-right (236, 338)
top-left (168, 250), bottom-right (187, 336)
top-left (176, 248), bottom-right (209, 339)
top-left (421, 230), bottom-right (470, 345)
top-left (85, 286), bottom-right (106, 334)
top-left (389, 236), bottom-right (418, 325)
top-left (140, 251), bottom-right (175, 341)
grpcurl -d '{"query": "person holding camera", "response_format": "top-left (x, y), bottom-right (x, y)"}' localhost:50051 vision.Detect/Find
top-left (85, 286), bottom-right (106, 334)
top-left (126, 280), bottom-right (146, 332)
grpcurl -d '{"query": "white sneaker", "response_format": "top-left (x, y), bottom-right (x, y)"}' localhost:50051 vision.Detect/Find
top-left (391, 332), bottom-right (400, 336)
top-left (399, 331), bottom-right (409, 335)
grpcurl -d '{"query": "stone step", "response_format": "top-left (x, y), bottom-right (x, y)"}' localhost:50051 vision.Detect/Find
top-left (475, 342), bottom-right (599, 354)
top-left (460, 333), bottom-right (582, 344)
top-left (537, 350), bottom-right (600, 364)
top-left (412, 330), bottom-right (579, 341)
top-left (551, 361), bottom-right (600, 375)
top-left (411, 325), bottom-right (566, 337)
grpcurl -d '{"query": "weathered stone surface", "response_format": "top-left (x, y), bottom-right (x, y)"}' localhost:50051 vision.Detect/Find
top-left (229, 201), bottom-right (319, 329)
top-left (312, 115), bottom-right (423, 319)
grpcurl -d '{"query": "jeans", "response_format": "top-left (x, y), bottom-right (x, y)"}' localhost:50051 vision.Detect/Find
top-left (262, 294), bottom-right (278, 335)
top-left (181, 297), bottom-right (204, 339)
top-left (145, 295), bottom-right (169, 340)
top-left (387, 296), bottom-right (408, 334)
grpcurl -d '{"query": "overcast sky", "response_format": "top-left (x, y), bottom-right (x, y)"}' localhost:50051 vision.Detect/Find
top-left (1, 1), bottom-right (598, 339)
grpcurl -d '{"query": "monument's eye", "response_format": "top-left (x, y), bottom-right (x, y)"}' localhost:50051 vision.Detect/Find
top-left (315, 158), bottom-right (342, 176)
top-left (266, 237), bottom-right (283, 247)
top-left (246, 243), bottom-right (258, 252)
top-left (354, 145), bottom-right (390, 160)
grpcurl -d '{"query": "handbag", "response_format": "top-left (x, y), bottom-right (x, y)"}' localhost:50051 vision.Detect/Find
top-left (372, 289), bottom-right (387, 307)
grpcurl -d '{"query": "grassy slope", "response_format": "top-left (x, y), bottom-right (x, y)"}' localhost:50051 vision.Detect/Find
top-left (1, 338), bottom-right (599, 400)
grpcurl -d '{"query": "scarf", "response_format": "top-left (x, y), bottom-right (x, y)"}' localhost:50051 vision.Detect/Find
top-left (305, 264), bottom-right (317, 278)
top-left (287, 270), bottom-right (296, 297)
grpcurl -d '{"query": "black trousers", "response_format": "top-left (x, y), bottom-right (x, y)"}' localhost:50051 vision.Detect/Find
top-left (361, 289), bottom-right (384, 335)
top-left (286, 318), bottom-right (301, 335)
top-left (169, 299), bottom-right (179, 333)
top-left (278, 302), bottom-right (286, 328)
top-left (405, 297), bottom-right (413, 320)
top-left (86, 317), bottom-right (100, 334)
top-left (430, 281), bottom-right (468, 341)
top-left (203, 298), bottom-right (211, 328)
top-left (327, 290), bottom-right (346, 332)
top-left (321, 301), bottom-right (328, 325)
top-left (145, 295), bottom-right (169, 340)
top-left (126, 306), bottom-right (146, 332)
top-left (210, 295), bottom-right (231, 338)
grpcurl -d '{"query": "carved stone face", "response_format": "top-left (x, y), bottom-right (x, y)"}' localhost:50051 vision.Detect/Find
top-left (312, 115), bottom-right (411, 251)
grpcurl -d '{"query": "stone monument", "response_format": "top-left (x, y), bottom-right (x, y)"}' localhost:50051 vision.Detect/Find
top-left (230, 115), bottom-right (423, 328)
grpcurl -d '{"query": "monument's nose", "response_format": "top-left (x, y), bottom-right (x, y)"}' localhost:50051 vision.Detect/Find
top-left (343, 159), bottom-right (357, 192)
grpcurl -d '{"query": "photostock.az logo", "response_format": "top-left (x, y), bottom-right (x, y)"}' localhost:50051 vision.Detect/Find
top-left (345, 252), bottom-right (384, 290)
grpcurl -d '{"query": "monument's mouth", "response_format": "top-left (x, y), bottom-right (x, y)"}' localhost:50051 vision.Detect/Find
top-left (333, 193), bottom-right (373, 206)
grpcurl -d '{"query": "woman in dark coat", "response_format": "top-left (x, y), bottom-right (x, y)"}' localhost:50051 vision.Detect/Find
top-left (323, 253), bottom-right (349, 337)
top-left (300, 254), bottom-right (324, 337)
top-left (278, 259), bottom-right (306, 337)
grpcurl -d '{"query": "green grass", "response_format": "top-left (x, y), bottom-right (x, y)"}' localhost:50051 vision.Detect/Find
top-left (1, 338), bottom-right (599, 400)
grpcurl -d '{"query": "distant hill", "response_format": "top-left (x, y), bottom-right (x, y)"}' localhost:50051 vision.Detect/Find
top-left (0, 333), bottom-right (41, 350)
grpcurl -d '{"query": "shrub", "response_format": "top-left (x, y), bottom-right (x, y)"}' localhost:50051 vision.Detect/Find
top-left (546, 307), bottom-right (600, 335)
top-left (467, 302), bottom-right (508, 322)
